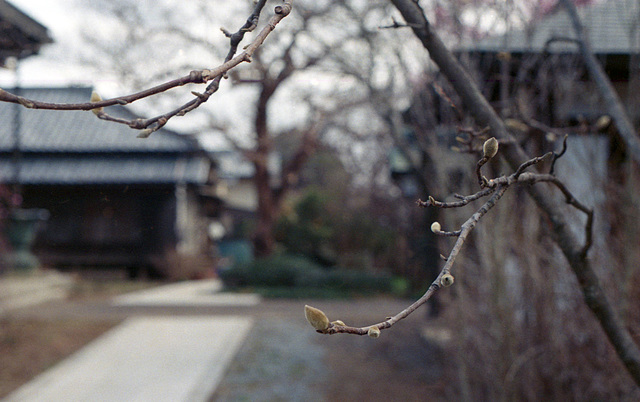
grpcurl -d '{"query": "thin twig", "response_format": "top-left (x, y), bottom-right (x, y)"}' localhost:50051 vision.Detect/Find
top-left (324, 184), bottom-right (508, 336)
top-left (476, 155), bottom-right (491, 187)
top-left (549, 134), bottom-right (568, 175)
top-left (417, 187), bottom-right (495, 208)
top-left (318, 145), bottom-right (594, 337)
top-left (0, 0), bottom-right (294, 136)
top-left (514, 152), bottom-right (553, 178)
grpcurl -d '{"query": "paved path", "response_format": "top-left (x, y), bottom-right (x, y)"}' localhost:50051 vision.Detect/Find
top-left (3, 281), bottom-right (438, 401)
top-left (0, 270), bottom-right (74, 314)
top-left (4, 280), bottom-right (256, 402)
top-left (112, 279), bottom-right (260, 307)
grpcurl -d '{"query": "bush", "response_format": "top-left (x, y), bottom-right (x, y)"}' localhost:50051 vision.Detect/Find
top-left (219, 253), bottom-right (396, 296)
top-left (274, 189), bottom-right (336, 266)
top-left (275, 188), bottom-right (399, 270)
top-left (219, 254), bottom-right (323, 288)
top-left (325, 269), bottom-right (390, 292)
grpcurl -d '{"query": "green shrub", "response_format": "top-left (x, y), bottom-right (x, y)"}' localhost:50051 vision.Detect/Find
top-left (218, 263), bottom-right (252, 288)
top-left (220, 254), bottom-right (324, 288)
top-left (326, 269), bottom-right (391, 292)
top-left (219, 253), bottom-right (395, 296)
top-left (275, 189), bottom-right (336, 266)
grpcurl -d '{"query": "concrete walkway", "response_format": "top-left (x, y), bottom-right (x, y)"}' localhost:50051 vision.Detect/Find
top-left (4, 280), bottom-right (256, 402)
top-left (112, 279), bottom-right (260, 307)
top-left (0, 270), bottom-right (74, 314)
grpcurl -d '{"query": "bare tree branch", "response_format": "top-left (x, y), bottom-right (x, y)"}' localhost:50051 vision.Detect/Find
top-left (0, 0), bottom-right (294, 137)
top-left (308, 141), bottom-right (592, 338)
top-left (386, 0), bottom-right (640, 386)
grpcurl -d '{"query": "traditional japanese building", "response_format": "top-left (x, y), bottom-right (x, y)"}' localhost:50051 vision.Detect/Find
top-left (0, 87), bottom-right (220, 277)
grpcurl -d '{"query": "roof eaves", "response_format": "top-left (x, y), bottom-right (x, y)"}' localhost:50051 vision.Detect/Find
top-left (0, 0), bottom-right (53, 44)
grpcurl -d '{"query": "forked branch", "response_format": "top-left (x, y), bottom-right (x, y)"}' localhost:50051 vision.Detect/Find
top-left (306, 137), bottom-right (593, 337)
top-left (0, 0), bottom-right (294, 137)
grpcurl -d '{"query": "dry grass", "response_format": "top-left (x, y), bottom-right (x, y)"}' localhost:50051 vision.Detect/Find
top-left (66, 277), bottom-right (160, 300)
top-left (0, 276), bottom-right (155, 398)
top-left (0, 317), bottom-right (118, 398)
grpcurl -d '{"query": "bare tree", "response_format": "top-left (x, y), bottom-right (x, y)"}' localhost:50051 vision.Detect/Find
top-left (82, 0), bottom-right (401, 258)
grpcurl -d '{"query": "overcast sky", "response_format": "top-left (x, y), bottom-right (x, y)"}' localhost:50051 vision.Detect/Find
top-left (0, 0), bottom-right (404, 153)
top-left (0, 0), bottom-right (255, 145)
top-left (0, 0), bottom-right (386, 152)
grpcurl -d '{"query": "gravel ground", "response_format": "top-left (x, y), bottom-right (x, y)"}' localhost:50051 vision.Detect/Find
top-left (213, 318), bottom-right (327, 401)
top-left (212, 299), bottom-right (446, 401)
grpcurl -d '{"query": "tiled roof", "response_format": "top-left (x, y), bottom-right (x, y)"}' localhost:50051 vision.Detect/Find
top-left (0, 87), bottom-right (212, 185)
top-left (0, 0), bottom-right (53, 63)
top-left (0, 154), bottom-right (210, 185)
top-left (459, 0), bottom-right (640, 54)
top-left (0, 87), bottom-right (197, 153)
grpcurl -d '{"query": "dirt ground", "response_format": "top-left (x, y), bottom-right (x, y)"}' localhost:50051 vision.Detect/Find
top-left (0, 317), bottom-right (118, 398)
top-left (1, 283), bottom-right (447, 401)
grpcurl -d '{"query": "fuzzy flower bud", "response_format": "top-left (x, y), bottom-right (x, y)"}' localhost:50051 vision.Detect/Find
top-left (483, 137), bottom-right (499, 159)
top-left (137, 128), bottom-right (153, 139)
top-left (440, 274), bottom-right (455, 287)
top-left (305, 305), bottom-right (330, 331)
top-left (595, 115), bottom-right (611, 131)
top-left (367, 327), bottom-right (381, 338)
top-left (90, 91), bottom-right (104, 116)
top-left (431, 221), bottom-right (441, 233)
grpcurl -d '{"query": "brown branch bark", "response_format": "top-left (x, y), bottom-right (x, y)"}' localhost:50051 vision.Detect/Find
top-left (0, 1), bottom-right (294, 136)
top-left (389, 0), bottom-right (640, 386)
top-left (319, 156), bottom-right (585, 336)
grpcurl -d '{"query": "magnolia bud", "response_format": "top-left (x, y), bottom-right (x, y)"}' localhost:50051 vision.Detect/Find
top-left (331, 320), bottom-right (346, 326)
top-left (367, 327), bottom-right (381, 338)
top-left (441, 274), bottom-right (455, 287)
top-left (90, 91), bottom-right (104, 115)
top-left (304, 305), bottom-right (330, 331)
top-left (482, 137), bottom-right (499, 159)
top-left (595, 115), bottom-right (611, 131)
top-left (137, 128), bottom-right (153, 139)
top-left (431, 222), bottom-right (441, 233)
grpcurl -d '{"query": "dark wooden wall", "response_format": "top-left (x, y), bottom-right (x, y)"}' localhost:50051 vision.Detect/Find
top-left (21, 184), bottom-right (177, 271)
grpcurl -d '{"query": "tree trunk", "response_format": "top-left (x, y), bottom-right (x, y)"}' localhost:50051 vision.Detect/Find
top-left (252, 153), bottom-right (277, 257)
top-left (251, 82), bottom-right (278, 258)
